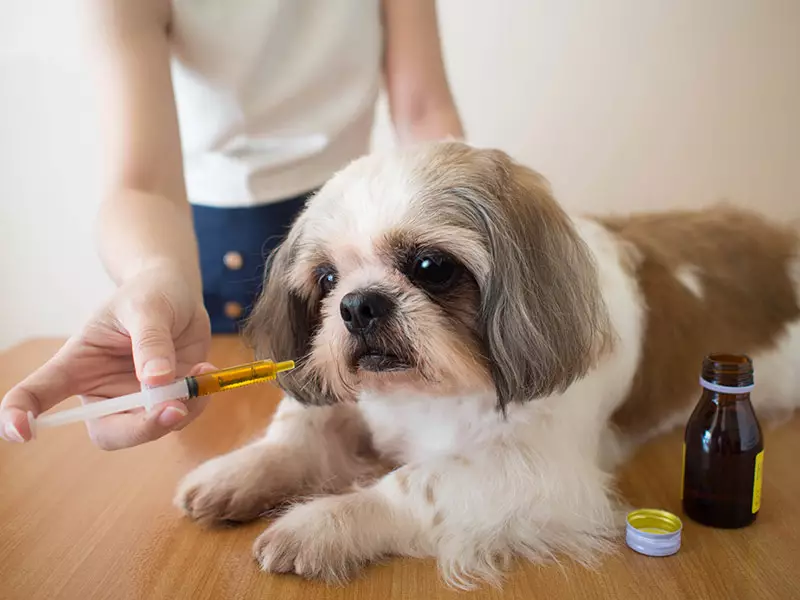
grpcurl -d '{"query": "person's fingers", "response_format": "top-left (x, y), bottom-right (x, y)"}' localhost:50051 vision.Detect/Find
top-left (169, 362), bottom-right (216, 431)
top-left (187, 362), bottom-right (218, 377)
top-left (170, 396), bottom-right (211, 432)
top-left (85, 400), bottom-right (190, 450)
top-left (84, 362), bottom-right (217, 450)
top-left (116, 300), bottom-right (177, 388)
top-left (0, 408), bottom-right (30, 443)
top-left (0, 342), bottom-right (83, 442)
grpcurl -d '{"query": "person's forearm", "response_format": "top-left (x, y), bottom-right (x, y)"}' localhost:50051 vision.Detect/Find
top-left (96, 189), bottom-right (202, 297)
top-left (88, 1), bottom-right (201, 296)
top-left (394, 100), bottom-right (464, 144)
top-left (382, 0), bottom-right (465, 145)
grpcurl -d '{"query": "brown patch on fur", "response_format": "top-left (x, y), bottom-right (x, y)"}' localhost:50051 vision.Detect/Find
top-left (432, 511), bottom-right (444, 526)
top-left (452, 455), bottom-right (472, 467)
top-left (424, 481), bottom-right (436, 505)
top-left (395, 470), bottom-right (410, 494)
top-left (601, 205), bottom-right (800, 438)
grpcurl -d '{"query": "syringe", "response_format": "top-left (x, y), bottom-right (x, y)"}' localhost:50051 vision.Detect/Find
top-left (28, 359), bottom-right (295, 433)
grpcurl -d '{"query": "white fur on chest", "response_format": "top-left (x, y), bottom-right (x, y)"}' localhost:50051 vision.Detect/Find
top-left (358, 391), bottom-right (503, 463)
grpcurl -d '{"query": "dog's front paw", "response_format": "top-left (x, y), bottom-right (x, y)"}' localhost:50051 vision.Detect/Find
top-left (253, 495), bottom-right (381, 583)
top-left (174, 445), bottom-right (300, 525)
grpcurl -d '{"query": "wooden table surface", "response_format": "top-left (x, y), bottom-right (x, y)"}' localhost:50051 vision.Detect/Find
top-left (2, 336), bottom-right (799, 600)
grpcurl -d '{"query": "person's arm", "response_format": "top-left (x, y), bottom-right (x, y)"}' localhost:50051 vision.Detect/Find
top-left (90, 0), bottom-right (208, 385)
top-left (381, 0), bottom-right (465, 143)
top-left (0, 0), bottom-right (212, 449)
top-left (92, 0), bottom-right (201, 300)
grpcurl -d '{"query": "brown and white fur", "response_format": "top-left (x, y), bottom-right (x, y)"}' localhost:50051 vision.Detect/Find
top-left (174, 141), bottom-right (800, 588)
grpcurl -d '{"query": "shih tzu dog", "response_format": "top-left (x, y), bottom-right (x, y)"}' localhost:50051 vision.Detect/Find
top-left (174, 141), bottom-right (800, 588)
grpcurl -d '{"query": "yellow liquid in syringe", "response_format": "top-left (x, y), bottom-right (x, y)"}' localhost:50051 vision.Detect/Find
top-left (186, 360), bottom-right (295, 397)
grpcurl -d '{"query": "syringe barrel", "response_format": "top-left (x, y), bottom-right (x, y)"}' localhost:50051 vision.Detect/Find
top-left (187, 360), bottom-right (294, 397)
top-left (35, 380), bottom-right (190, 429)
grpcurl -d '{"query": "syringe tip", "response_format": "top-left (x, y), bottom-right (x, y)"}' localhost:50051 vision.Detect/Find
top-left (275, 360), bottom-right (296, 374)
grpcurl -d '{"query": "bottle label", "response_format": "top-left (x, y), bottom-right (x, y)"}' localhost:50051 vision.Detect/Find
top-left (752, 449), bottom-right (764, 513)
top-left (680, 442), bottom-right (686, 500)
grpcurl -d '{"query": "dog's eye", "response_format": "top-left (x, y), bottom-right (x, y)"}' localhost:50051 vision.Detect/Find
top-left (411, 254), bottom-right (459, 290)
top-left (316, 267), bottom-right (337, 295)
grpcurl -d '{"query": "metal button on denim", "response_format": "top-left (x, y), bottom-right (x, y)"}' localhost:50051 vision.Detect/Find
top-left (224, 301), bottom-right (243, 320)
top-left (223, 251), bottom-right (244, 271)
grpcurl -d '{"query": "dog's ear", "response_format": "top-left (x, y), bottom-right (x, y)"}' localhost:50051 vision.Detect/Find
top-left (243, 235), bottom-right (331, 406)
top-left (467, 150), bottom-right (611, 410)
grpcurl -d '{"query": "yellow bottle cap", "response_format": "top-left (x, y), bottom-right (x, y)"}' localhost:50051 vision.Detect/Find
top-left (625, 508), bottom-right (682, 557)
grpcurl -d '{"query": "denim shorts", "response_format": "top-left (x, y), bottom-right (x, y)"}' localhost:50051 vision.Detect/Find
top-left (191, 190), bottom-right (315, 334)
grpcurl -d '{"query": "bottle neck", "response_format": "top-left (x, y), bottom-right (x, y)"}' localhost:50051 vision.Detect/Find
top-left (703, 390), bottom-right (751, 406)
top-left (699, 377), bottom-right (753, 405)
top-left (699, 377), bottom-right (754, 395)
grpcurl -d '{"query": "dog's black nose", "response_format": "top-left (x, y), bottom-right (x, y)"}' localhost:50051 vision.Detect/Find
top-left (340, 290), bottom-right (394, 333)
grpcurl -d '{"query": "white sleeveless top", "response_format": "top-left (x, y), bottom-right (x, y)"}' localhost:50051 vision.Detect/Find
top-left (169, 0), bottom-right (383, 207)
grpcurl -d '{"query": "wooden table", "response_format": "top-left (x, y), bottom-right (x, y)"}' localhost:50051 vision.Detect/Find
top-left (1, 337), bottom-right (799, 600)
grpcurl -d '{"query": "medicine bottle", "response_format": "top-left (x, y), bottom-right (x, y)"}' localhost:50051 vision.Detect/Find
top-left (681, 353), bottom-right (764, 528)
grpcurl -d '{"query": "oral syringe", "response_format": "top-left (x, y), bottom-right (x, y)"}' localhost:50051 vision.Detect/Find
top-left (28, 359), bottom-right (295, 434)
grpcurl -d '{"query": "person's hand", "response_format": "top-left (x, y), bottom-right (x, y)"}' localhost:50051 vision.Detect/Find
top-left (0, 265), bottom-right (214, 450)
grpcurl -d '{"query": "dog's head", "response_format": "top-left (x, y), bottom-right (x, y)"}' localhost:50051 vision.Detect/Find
top-left (245, 141), bottom-right (610, 410)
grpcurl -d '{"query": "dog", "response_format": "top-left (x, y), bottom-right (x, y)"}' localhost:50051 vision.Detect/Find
top-left (174, 141), bottom-right (800, 588)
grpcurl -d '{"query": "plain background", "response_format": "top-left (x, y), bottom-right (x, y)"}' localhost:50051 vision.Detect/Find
top-left (1, 0), bottom-right (799, 349)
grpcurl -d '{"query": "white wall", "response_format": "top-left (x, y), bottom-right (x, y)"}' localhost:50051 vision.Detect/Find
top-left (2, 1), bottom-right (799, 349)
top-left (0, 1), bottom-right (112, 349)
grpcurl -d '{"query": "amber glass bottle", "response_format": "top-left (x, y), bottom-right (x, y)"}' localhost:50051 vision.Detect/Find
top-left (681, 354), bottom-right (764, 528)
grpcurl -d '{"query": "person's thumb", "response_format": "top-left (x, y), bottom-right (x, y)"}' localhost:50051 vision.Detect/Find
top-left (118, 303), bottom-right (177, 387)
